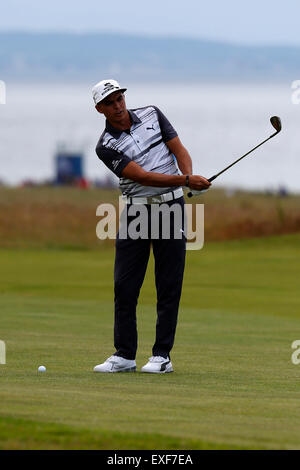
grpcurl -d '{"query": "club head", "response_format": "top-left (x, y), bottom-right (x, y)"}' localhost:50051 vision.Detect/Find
top-left (270, 116), bottom-right (282, 133)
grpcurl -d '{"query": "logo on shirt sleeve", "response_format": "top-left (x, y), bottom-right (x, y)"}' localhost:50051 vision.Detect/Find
top-left (112, 159), bottom-right (122, 170)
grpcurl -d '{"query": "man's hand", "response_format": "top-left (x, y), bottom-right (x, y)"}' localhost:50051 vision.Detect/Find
top-left (188, 175), bottom-right (211, 191)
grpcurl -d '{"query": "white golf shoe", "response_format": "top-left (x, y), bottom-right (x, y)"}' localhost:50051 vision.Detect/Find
top-left (141, 356), bottom-right (173, 374)
top-left (93, 355), bottom-right (136, 373)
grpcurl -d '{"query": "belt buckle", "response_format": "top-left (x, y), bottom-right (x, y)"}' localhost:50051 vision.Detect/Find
top-left (150, 195), bottom-right (163, 204)
top-left (161, 192), bottom-right (173, 203)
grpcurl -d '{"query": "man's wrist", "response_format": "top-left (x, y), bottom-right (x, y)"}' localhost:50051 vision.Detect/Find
top-left (185, 175), bottom-right (190, 187)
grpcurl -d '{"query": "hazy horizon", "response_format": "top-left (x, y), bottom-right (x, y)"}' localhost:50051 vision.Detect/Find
top-left (1, 31), bottom-right (299, 83)
top-left (0, 0), bottom-right (300, 47)
top-left (1, 29), bottom-right (300, 49)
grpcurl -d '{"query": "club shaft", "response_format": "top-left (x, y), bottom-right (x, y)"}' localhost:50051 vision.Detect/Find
top-left (188, 130), bottom-right (278, 197)
top-left (208, 134), bottom-right (274, 181)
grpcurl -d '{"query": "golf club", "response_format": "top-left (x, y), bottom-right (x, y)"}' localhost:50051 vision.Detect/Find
top-left (187, 116), bottom-right (282, 198)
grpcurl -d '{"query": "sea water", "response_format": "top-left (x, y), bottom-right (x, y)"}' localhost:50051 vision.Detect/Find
top-left (0, 81), bottom-right (298, 192)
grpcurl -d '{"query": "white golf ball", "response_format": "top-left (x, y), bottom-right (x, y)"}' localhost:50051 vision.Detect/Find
top-left (38, 365), bottom-right (46, 372)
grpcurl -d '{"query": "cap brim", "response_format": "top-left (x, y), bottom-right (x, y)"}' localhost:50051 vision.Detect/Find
top-left (97, 88), bottom-right (127, 105)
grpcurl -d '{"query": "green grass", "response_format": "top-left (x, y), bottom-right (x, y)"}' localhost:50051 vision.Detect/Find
top-left (1, 234), bottom-right (300, 449)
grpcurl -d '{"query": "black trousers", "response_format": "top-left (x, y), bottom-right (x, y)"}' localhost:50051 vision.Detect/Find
top-left (113, 196), bottom-right (186, 360)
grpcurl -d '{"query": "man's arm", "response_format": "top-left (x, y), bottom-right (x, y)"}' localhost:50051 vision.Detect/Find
top-left (153, 107), bottom-right (192, 174)
top-left (166, 136), bottom-right (193, 175)
top-left (121, 161), bottom-right (210, 191)
top-left (121, 134), bottom-right (210, 191)
top-left (97, 132), bottom-right (210, 191)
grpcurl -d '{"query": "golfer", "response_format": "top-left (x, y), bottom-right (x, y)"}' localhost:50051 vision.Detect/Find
top-left (92, 79), bottom-right (210, 373)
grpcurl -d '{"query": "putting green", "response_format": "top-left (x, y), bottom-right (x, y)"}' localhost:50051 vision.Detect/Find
top-left (1, 234), bottom-right (300, 449)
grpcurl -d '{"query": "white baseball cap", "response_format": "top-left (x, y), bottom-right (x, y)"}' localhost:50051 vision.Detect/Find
top-left (92, 79), bottom-right (127, 105)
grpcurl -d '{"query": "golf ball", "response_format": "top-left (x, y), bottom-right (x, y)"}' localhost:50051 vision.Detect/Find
top-left (38, 365), bottom-right (46, 372)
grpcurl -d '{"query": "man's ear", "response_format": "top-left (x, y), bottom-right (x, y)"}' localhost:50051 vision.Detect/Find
top-left (95, 104), bottom-right (103, 114)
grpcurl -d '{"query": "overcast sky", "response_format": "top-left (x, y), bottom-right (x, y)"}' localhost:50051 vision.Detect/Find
top-left (0, 0), bottom-right (299, 46)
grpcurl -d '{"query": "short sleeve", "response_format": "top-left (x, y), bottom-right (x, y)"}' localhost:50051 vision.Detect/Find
top-left (153, 106), bottom-right (178, 143)
top-left (96, 145), bottom-right (131, 177)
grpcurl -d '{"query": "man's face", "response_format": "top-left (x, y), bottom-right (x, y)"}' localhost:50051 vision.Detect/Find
top-left (96, 91), bottom-right (127, 123)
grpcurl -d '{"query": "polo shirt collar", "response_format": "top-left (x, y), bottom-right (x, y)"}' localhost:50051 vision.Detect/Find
top-left (105, 110), bottom-right (141, 138)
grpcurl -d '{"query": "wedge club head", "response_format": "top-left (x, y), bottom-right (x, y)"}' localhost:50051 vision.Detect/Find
top-left (270, 116), bottom-right (282, 134)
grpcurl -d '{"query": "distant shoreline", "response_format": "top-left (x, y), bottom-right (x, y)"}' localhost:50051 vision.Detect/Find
top-left (1, 31), bottom-right (299, 82)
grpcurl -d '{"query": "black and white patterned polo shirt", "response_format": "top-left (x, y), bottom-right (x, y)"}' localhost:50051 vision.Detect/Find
top-left (95, 106), bottom-right (181, 197)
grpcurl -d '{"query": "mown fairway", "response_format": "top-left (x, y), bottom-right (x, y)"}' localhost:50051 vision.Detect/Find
top-left (1, 234), bottom-right (300, 449)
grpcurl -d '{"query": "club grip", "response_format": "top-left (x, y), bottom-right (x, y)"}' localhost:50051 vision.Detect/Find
top-left (187, 174), bottom-right (216, 197)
